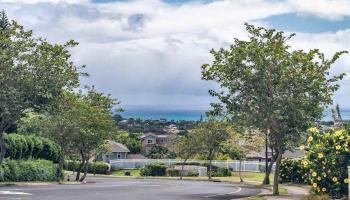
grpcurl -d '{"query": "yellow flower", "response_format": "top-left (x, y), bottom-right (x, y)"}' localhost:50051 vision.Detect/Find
top-left (323, 173), bottom-right (327, 178)
top-left (340, 135), bottom-right (344, 140)
top-left (303, 160), bottom-right (308, 166)
top-left (312, 172), bottom-right (317, 177)
top-left (317, 153), bottom-right (324, 159)
top-left (307, 136), bottom-right (314, 143)
top-left (309, 127), bottom-right (319, 133)
top-left (313, 183), bottom-right (317, 188)
top-left (317, 187), bottom-right (320, 192)
top-left (335, 129), bottom-right (344, 136)
top-left (300, 145), bottom-right (305, 150)
top-left (332, 177), bottom-right (338, 182)
top-left (336, 145), bottom-right (341, 150)
top-left (322, 188), bottom-right (327, 192)
top-left (344, 179), bottom-right (349, 183)
top-left (317, 176), bottom-right (321, 181)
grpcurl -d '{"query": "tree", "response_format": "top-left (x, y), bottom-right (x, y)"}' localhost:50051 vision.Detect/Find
top-left (72, 88), bottom-right (117, 182)
top-left (224, 130), bottom-right (264, 182)
top-left (201, 23), bottom-right (347, 194)
top-left (194, 120), bottom-right (230, 179)
top-left (175, 131), bottom-right (202, 180)
top-left (0, 11), bottom-right (82, 164)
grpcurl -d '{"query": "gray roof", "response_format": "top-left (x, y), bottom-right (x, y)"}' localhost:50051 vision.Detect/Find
top-left (108, 141), bottom-right (130, 153)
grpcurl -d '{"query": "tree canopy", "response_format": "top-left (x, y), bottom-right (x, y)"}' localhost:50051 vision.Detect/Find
top-left (201, 23), bottom-right (347, 194)
top-left (0, 11), bottom-right (83, 163)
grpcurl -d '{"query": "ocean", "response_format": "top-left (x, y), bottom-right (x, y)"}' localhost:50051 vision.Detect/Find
top-left (121, 107), bottom-right (350, 122)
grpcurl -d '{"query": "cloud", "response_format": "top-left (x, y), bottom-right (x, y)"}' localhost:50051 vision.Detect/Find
top-left (0, 0), bottom-right (349, 109)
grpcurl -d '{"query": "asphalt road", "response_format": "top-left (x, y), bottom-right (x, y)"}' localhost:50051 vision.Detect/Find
top-left (0, 177), bottom-right (261, 200)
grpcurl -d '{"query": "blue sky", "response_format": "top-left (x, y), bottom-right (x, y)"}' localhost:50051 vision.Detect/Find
top-left (1, 0), bottom-right (350, 109)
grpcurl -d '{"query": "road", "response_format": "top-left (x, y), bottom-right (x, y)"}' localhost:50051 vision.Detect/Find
top-left (0, 177), bottom-right (261, 200)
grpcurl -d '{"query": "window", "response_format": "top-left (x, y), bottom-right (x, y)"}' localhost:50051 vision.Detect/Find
top-left (147, 139), bottom-right (153, 144)
top-left (117, 153), bottom-right (121, 159)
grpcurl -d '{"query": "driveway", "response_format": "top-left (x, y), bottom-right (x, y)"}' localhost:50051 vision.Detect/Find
top-left (0, 177), bottom-right (261, 200)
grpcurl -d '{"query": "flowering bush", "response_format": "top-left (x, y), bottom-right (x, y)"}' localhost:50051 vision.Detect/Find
top-left (280, 158), bottom-right (309, 184)
top-left (304, 127), bottom-right (350, 198)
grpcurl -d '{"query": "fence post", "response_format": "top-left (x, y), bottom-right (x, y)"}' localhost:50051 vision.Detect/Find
top-left (226, 160), bottom-right (229, 169)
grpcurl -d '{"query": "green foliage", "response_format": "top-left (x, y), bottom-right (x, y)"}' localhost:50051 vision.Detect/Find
top-left (64, 161), bottom-right (109, 175)
top-left (0, 159), bottom-right (60, 182)
top-left (304, 128), bottom-right (350, 198)
top-left (4, 134), bottom-right (60, 162)
top-left (201, 23), bottom-right (347, 192)
top-left (213, 167), bottom-right (231, 177)
top-left (279, 158), bottom-right (309, 184)
top-left (140, 163), bottom-right (167, 176)
top-left (146, 146), bottom-right (176, 159)
top-left (115, 131), bottom-right (142, 154)
top-left (302, 194), bottom-right (332, 200)
top-left (0, 12), bottom-right (82, 162)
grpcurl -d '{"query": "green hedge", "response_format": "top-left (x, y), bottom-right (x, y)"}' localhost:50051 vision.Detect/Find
top-left (4, 134), bottom-right (60, 163)
top-left (64, 161), bottom-right (109, 175)
top-left (212, 167), bottom-right (231, 177)
top-left (0, 159), bottom-right (60, 182)
top-left (280, 158), bottom-right (309, 184)
top-left (140, 163), bottom-right (167, 176)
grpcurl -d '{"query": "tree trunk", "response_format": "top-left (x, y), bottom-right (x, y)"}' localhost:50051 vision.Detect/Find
top-left (239, 159), bottom-right (243, 182)
top-left (79, 160), bottom-right (88, 182)
top-left (76, 150), bottom-right (85, 181)
top-left (272, 149), bottom-right (283, 195)
top-left (0, 132), bottom-right (6, 164)
top-left (180, 158), bottom-right (188, 180)
top-left (208, 158), bottom-right (212, 180)
top-left (263, 150), bottom-right (277, 185)
top-left (57, 150), bottom-right (65, 182)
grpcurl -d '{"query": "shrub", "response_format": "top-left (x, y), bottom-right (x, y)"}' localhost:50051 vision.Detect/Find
top-left (64, 161), bottom-right (109, 175)
top-left (0, 159), bottom-right (60, 182)
top-left (302, 194), bottom-right (332, 200)
top-left (187, 171), bottom-right (199, 177)
top-left (140, 163), bottom-right (166, 176)
top-left (4, 134), bottom-right (60, 163)
top-left (212, 167), bottom-right (231, 177)
top-left (304, 127), bottom-right (350, 198)
top-left (280, 158), bottom-right (309, 184)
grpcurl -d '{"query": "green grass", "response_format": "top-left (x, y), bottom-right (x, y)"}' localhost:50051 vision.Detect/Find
top-left (111, 169), bottom-right (141, 177)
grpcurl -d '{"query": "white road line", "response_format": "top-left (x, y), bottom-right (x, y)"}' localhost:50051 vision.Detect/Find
top-left (0, 191), bottom-right (32, 195)
top-left (203, 187), bottom-right (242, 198)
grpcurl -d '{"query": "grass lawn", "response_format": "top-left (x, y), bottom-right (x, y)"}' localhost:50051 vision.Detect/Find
top-left (111, 169), bottom-right (141, 177)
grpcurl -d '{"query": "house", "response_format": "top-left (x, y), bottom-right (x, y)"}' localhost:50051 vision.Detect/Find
top-left (139, 132), bottom-right (169, 153)
top-left (102, 141), bottom-right (130, 162)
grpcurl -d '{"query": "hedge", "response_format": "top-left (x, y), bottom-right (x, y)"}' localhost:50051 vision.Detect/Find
top-left (64, 161), bottom-right (109, 175)
top-left (4, 134), bottom-right (60, 163)
top-left (0, 159), bottom-right (61, 182)
top-left (140, 163), bottom-right (167, 176)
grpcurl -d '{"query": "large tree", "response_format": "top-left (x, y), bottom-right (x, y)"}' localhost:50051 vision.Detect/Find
top-left (0, 11), bottom-right (82, 163)
top-left (201, 23), bottom-right (347, 194)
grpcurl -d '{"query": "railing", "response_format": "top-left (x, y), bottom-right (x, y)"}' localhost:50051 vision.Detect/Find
top-left (109, 159), bottom-right (272, 172)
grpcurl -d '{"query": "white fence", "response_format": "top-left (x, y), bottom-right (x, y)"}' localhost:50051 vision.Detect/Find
top-left (110, 159), bottom-right (270, 172)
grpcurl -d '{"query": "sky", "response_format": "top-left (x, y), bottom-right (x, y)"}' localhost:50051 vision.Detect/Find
top-left (1, 0), bottom-right (350, 110)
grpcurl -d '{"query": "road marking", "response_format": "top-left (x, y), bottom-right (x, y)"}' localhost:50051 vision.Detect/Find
top-left (0, 191), bottom-right (32, 195)
top-left (203, 187), bottom-right (242, 198)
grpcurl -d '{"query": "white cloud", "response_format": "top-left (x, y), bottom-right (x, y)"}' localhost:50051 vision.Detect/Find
top-left (286, 0), bottom-right (350, 20)
top-left (0, 0), bottom-right (350, 109)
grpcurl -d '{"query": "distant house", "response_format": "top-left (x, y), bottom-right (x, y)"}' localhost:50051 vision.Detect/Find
top-left (102, 141), bottom-right (130, 162)
top-left (139, 132), bottom-right (169, 153)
